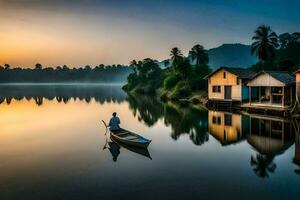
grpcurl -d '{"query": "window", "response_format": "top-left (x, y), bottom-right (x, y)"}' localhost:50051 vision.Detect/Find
top-left (223, 72), bottom-right (226, 79)
top-left (212, 116), bottom-right (217, 124)
top-left (212, 86), bottom-right (221, 93)
top-left (212, 116), bottom-right (221, 125)
top-left (271, 87), bottom-right (282, 94)
top-left (236, 78), bottom-right (239, 85)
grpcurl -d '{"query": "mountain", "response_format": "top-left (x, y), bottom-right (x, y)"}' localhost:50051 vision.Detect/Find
top-left (208, 43), bottom-right (257, 70)
top-left (157, 43), bottom-right (257, 70)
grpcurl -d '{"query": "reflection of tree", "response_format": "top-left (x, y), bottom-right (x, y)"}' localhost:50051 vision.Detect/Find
top-left (250, 154), bottom-right (276, 178)
top-left (34, 97), bottom-right (43, 106)
top-left (6, 97), bottom-right (12, 105)
top-left (164, 102), bottom-right (209, 145)
top-left (127, 94), bottom-right (209, 146)
top-left (292, 119), bottom-right (300, 175)
top-left (0, 85), bottom-right (126, 105)
top-left (127, 94), bottom-right (164, 127)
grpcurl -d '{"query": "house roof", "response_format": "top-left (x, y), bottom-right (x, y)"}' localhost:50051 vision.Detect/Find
top-left (249, 71), bottom-right (295, 86)
top-left (204, 67), bottom-right (256, 79)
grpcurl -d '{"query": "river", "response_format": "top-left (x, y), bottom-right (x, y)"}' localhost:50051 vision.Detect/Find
top-left (0, 85), bottom-right (299, 200)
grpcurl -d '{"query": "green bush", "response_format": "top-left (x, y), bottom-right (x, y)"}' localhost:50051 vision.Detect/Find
top-left (170, 82), bottom-right (191, 100)
top-left (164, 75), bottom-right (180, 89)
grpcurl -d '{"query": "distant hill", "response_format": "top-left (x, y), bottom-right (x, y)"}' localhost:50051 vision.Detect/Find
top-left (157, 43), bottom-right (257, 70)
top-left (208, 43), bottom-right (257, 70)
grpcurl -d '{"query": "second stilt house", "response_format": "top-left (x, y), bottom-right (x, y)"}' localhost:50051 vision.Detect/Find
top-left (244, 71), bottom-right (295, 110)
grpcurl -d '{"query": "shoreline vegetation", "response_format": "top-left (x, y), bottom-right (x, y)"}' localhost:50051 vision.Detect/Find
top-left (123, 45), bottom-right (211, 104)
top-left (0, 64), bottom-right (133, 83)
top-left (123, 26), bottom-right (300, 106)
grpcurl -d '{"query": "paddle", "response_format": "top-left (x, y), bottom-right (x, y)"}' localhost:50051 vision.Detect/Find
top-left (101, 120), bottom-right (109, 150)
top-left (102, 120), bottom-right (108, 135)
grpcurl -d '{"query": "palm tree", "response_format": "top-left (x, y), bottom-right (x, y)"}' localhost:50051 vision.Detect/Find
top-left (175, 58), bottom-right (192, 84)
top-left (250, 154), bottom-right (276, 178)
top-left (189, 44), bottom-right (209, 65)
top-left (170, 47), bottom-right (183, 66)
top-left (251, 25), bottom-right (279, 62)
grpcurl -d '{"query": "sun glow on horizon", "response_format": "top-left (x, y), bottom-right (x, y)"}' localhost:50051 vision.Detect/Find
top-left (0, 0), bottom-right (299, 67)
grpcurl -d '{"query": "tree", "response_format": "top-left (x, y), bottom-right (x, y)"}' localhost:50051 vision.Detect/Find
top-left (174, 58), bottom-right (192, 84)
top-left (163, 60), bottom-right (170, 68)
top-left (170, 47), bottom-right (183, 66)
top-left (130, 60), bottom-right (138, 73)
top-left (130, 60), bottom-right (137, 66)
top-left (35, 63), bottom-right (42, 70)
top-left (138, 58), bottom-right (161, 79)
top-left (251, 25), bottom-right (279, 63)
top-left (276, 32), bottom-right (300, 71)
top-left (63, 65), bottom-right (69, 70)
top-left (291, 32), bottom-right (300, 43)
top-left (4, 64), bottom-right (10, 69)
top-left (84, 65), bottom-right (91, 71)
top-left (189, 44), bottom-right (209, 65)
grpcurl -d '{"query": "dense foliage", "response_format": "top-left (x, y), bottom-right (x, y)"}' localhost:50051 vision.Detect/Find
top-left (251, 26), bottom-right (300, 72)
top-left (124, 45), bottom-right (211, 100)
top-left (122, 58), bottom-right (163, 94)
top-left (0, 64), bottom-right (133, 83)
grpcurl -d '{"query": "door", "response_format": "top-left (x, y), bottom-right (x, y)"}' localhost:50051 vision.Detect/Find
top-left (224, 86), bottom-right (232, 100)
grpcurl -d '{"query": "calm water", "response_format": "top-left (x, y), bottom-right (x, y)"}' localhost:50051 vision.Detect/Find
top-left (0, 85), bottom-right (299, 200)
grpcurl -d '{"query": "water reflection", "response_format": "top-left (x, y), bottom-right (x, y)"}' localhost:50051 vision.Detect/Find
top-left (2, 86), bottom-right (300, 199)
top-left (0, 85), bottom-right (126, 105)
top-left (1, 87), bottom-right (300, 179)
top-left (128, 93), bottom-right (300, 178)
top-left (208, 111), bottom-right (247, 145)
top-left (292, 119), bottom-right (300, 174)
top-left (127, 94), bottom-right (164, 127)
top-left (127, 94), bottom-right (209, 145)
top-left (103, 135), bottom-right (152, 162)
top-left (103, 137), bottom-right (121, 162)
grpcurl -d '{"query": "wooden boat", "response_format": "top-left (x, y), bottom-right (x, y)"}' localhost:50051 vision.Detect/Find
top-left (110, 128), bottom-right (151, 148)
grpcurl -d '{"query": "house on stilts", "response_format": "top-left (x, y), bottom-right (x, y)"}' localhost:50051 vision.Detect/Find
top-left (242, 71), bottom-right (295, 115)
top-left (206, 67), bottom-right (297, 115)
top-left (205, 67), bottom-right (256, 109)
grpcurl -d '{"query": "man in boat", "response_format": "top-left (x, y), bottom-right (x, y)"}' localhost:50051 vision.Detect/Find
top-left (108, 112), bottom-right (121, 130)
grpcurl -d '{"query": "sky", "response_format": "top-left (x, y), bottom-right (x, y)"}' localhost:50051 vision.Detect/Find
top-left (0, 0), bottom-right (299, 67)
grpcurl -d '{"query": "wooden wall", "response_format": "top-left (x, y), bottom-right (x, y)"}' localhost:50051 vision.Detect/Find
top-left (208, 69), bottom-right (242, 101)
top-left (247, 73), bottom-right (285, 87)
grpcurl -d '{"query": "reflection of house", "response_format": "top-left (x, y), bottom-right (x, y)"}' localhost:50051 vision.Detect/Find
top-left (294, 132), bottom-right (300, 167)
top-left (208, 110), bottom-right (248, 145)
top-left (205, 67), bottom-right (255, 102)
top-left (244, 71), bottom-right (295, 110)
top-left (294, 68), bottom-right (300, 101)
top-left (247, 114), bottom-right (294, 156)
